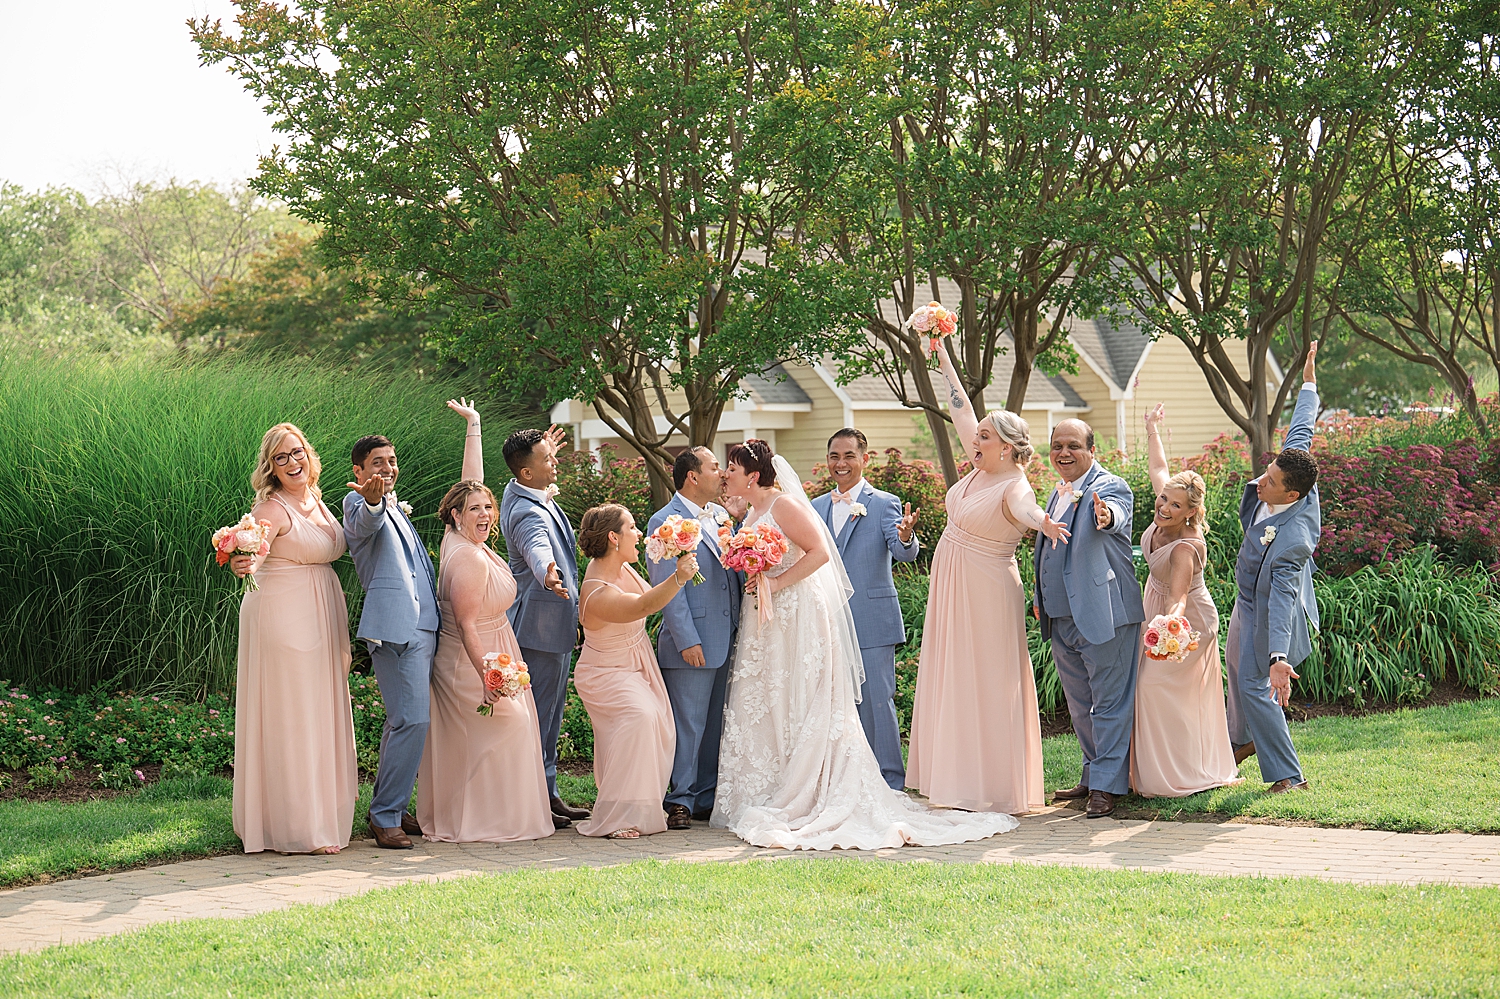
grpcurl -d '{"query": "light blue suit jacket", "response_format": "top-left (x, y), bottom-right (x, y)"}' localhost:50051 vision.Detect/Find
top-left (810, 485), bottom-right (920, 649)
top-left (1236, 385), bottom-right (1322, 668)
top-left (499, 480), bottom-right (580, 655)
top-left (343, 491), bottom-right (439, 644)
top-left (1034, 461), bottom-right (1146, 646)
top-left (647, 495), bottom-right (742, 670)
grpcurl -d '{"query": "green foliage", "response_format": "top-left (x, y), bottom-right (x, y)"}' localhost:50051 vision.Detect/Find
top-left (26, 763), bottom-right (69, 790)
top-left (93, 763), bottom-right (145, 791)
top-left (0, 348), bottom-right (518, 693)
top-left (557, 680), bottom-right (595, 762)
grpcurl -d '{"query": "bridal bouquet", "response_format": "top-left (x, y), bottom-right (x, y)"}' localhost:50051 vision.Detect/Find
top-left (719, 523), bottom-right (791, 626)
top-left (211, 514), bottom-right (273, 593)
top-left (477, 652), bottom-right (531, 715)
top-left (1143, 614), bottom-right (1201, 662)
top-left (646, 515), bottom-right (704, 584)
top-left (903, 301), bottom-right (959, 361)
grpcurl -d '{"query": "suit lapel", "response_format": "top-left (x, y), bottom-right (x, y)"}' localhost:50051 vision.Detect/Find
top-left (835, 500), bottom-right (859, 552)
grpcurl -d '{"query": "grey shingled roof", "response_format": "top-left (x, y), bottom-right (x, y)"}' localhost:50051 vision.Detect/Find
top-left (742, 363), bottom-right (813, 405)
top-left (1064, 313), bottom-right (1150, 391)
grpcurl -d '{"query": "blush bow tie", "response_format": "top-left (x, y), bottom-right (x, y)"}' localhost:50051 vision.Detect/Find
top-left (831, 488), bottom-right (857, 505)
top-left (1055, 480), bottom-right (1075, 503)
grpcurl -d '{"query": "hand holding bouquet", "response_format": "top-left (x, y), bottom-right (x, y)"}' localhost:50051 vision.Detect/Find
top-left (646, 515), bottom-right (704, 585)
top-left (719, 523), bottom-right (791, 626)
top-left (477, 652), bottom-right (531, 715)
top-left (212, 514), bottom-right (272, 593)
top-left (1143, 614), bottom-right (1201, 662)
top-left (904, 301), bottom-right (959, 362)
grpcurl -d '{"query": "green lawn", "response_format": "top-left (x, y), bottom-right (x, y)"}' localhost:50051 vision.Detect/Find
top-left (4, 860), bottom-right (1497, 998)
top-left (1040, 697), bottom-right (1500, 832)
top-left (0, 778), bottom-right (374, 887)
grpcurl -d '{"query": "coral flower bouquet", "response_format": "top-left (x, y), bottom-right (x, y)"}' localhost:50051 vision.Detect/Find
top-left (718, 522), bottom-right (791, 626)
top-left (211, 514), bottom-right (273, 593)
top-left (1143, 614), bottom-right (1201, 662)
top-left (477, 652), bottom-right (531, 715)
top-left (646, 514), bottom-right (705, 585)
top-left (903, 301), bottom-right (959, 360)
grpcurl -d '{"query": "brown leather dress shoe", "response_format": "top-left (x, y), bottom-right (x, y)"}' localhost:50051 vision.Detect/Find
top-left (552, 813), bottom-right (572, 830)
top-left (1233, 741), bottom-right (1257, 765)
top-left (1085, 790), bottom-right (1120, 818)
top-left (1052, 782), bottom-right (1090, 801)
top-left (552, 795), bottom-right (591, 821)
top-left (665, 804), bottom-right (692, 830)
top-left (1267, 778), bottom-right (1309, 794)
top-left (369, 820), bottom-right (413, 849)
top-left (691, 808), bottom-right (713, 822)
top-left (400, 812), bottom-right (423, 837)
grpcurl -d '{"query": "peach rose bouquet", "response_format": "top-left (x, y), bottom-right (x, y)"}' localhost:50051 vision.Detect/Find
top-left (1143, 614), bottom-right (1201, 662)
top-left (646, 514), bottom-right (704, 585)
top-left (718, 523), bottom-right (791, 626)
top-left (211, 514), bottom-right (273, 593)
top-left (477, 652), bottom-right (531, 714)
top-left (903, 301), bottom-right (959, 362)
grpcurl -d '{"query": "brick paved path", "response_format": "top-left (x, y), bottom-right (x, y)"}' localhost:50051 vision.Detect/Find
top-left (3, 807), bottom-right (1496, 956)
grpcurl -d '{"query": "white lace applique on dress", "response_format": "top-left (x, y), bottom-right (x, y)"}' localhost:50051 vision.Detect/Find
top-left (711, 491), bottom-right (1019, 850)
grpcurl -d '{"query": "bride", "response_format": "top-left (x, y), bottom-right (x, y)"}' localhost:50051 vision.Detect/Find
top-left (711, 439), bottom-right (1018, 849)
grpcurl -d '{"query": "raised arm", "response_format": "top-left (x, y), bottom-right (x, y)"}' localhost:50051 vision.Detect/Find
top-left (1284, 341), bottom-right (1319, 452)
top-left (448, 397), bottom-right (483, 483)
top-left (583, 556), bottom-right (701, 625)
top-left (1144, 403), bottom-right (1170, 496)
top-left (342, 480), bottom-right (390, 542)
top-left (879, 494), bottom-right (921, 562)
top-left (934, 333), bottom-right (979, 453)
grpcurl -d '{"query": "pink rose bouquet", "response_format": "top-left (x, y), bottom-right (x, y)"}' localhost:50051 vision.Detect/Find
top-left (477, 651), bottom-right (531, 715)
top-left (211, 514), bottom-right (273, 593)
top-left (647, 515), bottom-right (704, 584)
top-left (719, 523), bottom-right (791, 626)
top-left (904, 301), bottom-right (959, 361)
top-left (1143, 613), bottom-right (1201, 662)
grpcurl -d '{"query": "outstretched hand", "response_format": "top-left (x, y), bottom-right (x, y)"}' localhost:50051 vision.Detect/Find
top-left (543, 424), bottom-right (569, 454)
top-left (898, 503), bottom-right (920, 544)
top-left (1270, 660), bottom-right (1300, 708)
top-left (346, 474), bottom-right (386, 507)
top-left (1092, 491), bottom-right (1113, 531)
top-left (1039, 514), bottom-right (1071, 549)
top-left (542, 561), bottom-right (570, 600)
top-left (1303, 340), bottom-right (1319, 384)
top-left (447, 397), bottom-right (480, 424)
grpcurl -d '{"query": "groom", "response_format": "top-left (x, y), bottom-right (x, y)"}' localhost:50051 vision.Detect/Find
top-left (499, 427), bottom-right (590, 825)
top-left (344, 434), bottom-right (437, 849)
top-left (648, 447), bottom-right (742, 829)
top-left (1226, 342), bottom-right (1321, 793)
top-left (1035, 420), bottom-right (1145, 818)
top-left (810, 428), bottom-right (920, 791)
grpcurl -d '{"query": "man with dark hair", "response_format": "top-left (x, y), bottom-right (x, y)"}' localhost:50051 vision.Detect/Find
top-left (648, 446), bottom-right (741, 826)
top-left (810, 428), bottom-right (920, 790)
top-left (497, 425), bottom-right (589, 824)
top-left (1226, 342), bottom-right (1322, 794)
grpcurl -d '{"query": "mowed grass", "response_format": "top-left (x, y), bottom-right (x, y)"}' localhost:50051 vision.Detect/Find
top-left (0, 779), bottom-right (374, 887)
top-left (1041, 697), bottom-right (1500, 832)
top-left (4, 860), bottom-right (1498, 998)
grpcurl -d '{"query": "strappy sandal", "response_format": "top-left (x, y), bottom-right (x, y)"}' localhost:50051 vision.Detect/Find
top-left (606, 828), bottom-right (642, 840)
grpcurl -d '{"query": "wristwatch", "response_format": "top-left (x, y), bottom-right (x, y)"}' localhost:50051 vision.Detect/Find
top-left (1269, 654), bottom-right (1288, 666)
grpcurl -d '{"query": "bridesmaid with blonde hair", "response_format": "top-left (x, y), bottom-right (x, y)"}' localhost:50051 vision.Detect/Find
top-left (416, 399), bottom-right (555, 842)
top-left (573, 504), bottom-right (698, 839)
top-left (1130, 404), bottom-right (1242, 797)
top-left (907, 331), bottom-right (1071, 815)
top-left (230, 423), bottom-right (357, 855)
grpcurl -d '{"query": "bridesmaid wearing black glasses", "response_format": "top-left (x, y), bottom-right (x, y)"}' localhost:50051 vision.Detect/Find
top-left (228, 423), bottom-right (358, 855)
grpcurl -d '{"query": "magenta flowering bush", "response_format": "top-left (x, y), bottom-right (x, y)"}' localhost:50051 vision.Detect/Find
top-left (0, 685), bottom-right (235, 772)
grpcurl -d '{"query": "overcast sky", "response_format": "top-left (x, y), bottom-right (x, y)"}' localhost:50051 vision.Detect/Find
top-left (0, 0), bottom-right (277, 194)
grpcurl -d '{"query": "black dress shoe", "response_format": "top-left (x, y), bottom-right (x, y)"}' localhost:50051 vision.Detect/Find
top-left (552, 813), bottom-right (572, 829)
top-left (665, 804), bottom-right (692, 830)
top-left (1233, 741), bottom-right (1257, 765)
top-left (691, 808), bottom-right (714, 822)
top-left (1052, 782), bottom-right (1090, 801)
top-left (400, 812), bottom-right (423, 837)
top-left (552, 795), bottom-right (591, 821)
top-left (1085, 790), bottom-right (1120, 818)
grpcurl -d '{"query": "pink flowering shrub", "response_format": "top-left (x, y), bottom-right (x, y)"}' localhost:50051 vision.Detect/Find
top-left (553, 442), bottom-right (656, 538)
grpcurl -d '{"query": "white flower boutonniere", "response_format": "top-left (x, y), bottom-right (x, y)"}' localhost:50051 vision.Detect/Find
top-left (1260, 525), bottom-right (1277, 546)
top-left (847, 502), bottom-right (868, 518)
top-left (397, 500), bottom-right (413, 517)
top-left (543, 483), bottom-right (560, 503)
top-left (713, 508), bottom-right (732, 527)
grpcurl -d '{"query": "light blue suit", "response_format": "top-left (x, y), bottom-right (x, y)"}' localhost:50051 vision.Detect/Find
top-left (810, 483), bottom-right (920, 790)
top-left (648, 495), bottom-right (742, 815)
top-left (499, 479), bottom-right (580, 798)
top-left (343, 490), bottom-right (440, 828)
top-left (1226, 384), bottom-right (1321, 784)
top-left (1034, 461), bottom-right (1146, 795)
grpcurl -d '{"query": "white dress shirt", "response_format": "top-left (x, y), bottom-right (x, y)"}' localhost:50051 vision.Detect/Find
top-left (516, 481), bottom-right (559, 517)
top-left (830, 478), bottom-right (869, 535)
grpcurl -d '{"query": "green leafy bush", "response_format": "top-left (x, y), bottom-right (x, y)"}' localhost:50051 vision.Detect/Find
top-left (26, 763), bottom-right (69, 789)
top-left (94, 762), bottom-right (146, 790)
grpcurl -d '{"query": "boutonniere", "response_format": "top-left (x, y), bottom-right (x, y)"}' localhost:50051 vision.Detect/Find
top-left (712, 508), bottom-right (732, 527)
top-left (1260, 525), bottom-right (1277, 546)
top-left (847, 502), bottom-right (868, 518)
top-left (543, 483), bottom-right (560, 503)
top-left (397, 500), bottom-right (413, 517)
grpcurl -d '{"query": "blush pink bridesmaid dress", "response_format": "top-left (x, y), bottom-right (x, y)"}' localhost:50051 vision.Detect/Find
top-left (1130, 524), bottom-right (1242, 797)
top-left (416, 532), bottom-right (554, 842)
top-left (908, 475), bottom-right (1045, 815)
top-left (233, 493), bottom-right (358, 854)
top-left (574, 566), bottom-right (675, 837)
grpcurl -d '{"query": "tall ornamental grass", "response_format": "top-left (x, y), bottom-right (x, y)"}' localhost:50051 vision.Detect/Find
top-left (0, 348), bottom-right (518, 695)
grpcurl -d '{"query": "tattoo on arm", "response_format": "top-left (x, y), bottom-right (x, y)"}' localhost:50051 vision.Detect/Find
top-left (948, 385), bottom-right (966, 410)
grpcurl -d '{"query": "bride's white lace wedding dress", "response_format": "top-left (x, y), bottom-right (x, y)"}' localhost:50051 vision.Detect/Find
top-left (711, 462), bottom-right (1019, 850)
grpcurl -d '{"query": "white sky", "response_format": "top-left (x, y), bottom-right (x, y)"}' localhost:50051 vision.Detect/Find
top-left (0, 0), bottom-right (277, 194)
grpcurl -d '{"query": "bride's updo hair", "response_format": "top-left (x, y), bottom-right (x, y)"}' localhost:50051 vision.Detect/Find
top-left (578, 503), bottom-right (630, 558)
top-left (985, 410), bottom-right (1035, 464)
top-left (727, 438), bottom-right (777, 487)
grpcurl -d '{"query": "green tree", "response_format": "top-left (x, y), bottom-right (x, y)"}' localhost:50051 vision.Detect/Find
top-left (194, 0), bottom-right (869, 504)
